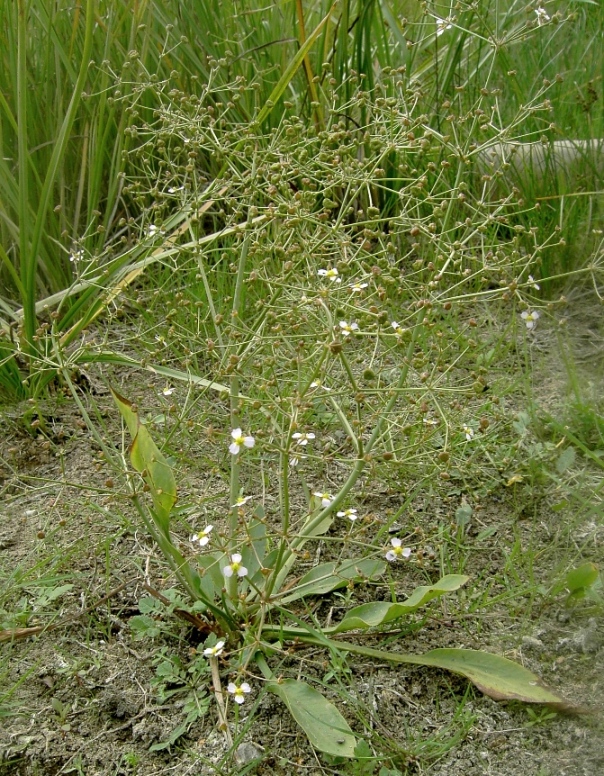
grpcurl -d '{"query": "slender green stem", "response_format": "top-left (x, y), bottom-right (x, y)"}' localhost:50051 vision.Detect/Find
top-left (259, 627), bottom-right (435, 668)
top-left (261, 428), bottom-right (293, 602)
top-left (227, 235), bottom-right (251, 599)
top-left (266, 318), bottom-right (423, 596)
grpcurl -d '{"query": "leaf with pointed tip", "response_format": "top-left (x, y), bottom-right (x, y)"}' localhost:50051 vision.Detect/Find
top-left (281, 559), bottom-right (386, 603)
top-left (333, 575), bottom-right (469, 633)
top-left (415, 649), bottom-right (574, 707)
top-left (111, 388), bottom-right (176, 530)
top-left (300, 511), bottom-right (334, 539)
top-left (267, 679), bottom-right (356, 757)
top-left (566, 562), bottom-right (599, 594)
top-left (319, 638), bottom-right (580, 711)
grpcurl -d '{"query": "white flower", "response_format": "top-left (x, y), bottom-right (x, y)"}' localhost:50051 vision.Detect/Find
top-left (423, 418), bottom-right (438, 427)
top-left (69, 249), bottom-right (84, 263)
top-left (436, 17), bottom-right (452, 36)
top-left (162, 386), bottom-right (175, 397)
top-left (146, 224), bottom-right (163, 237)
top-left (229, 428), bottom-right (255, 455)
top-left (391, 321), bottom-right (407, 337)
top-left (314, 491), bottom-right (334, 508)
top-left (289, 455), bottom-right (300, 468)
top-left (528, 275), bottom-right (540, 290)
top-left (521, 310), bottom-right (540, 330)
top-left (292, 432), bottom-right (315, 446)
top-left (203, 640), bottom-right (225, 658)
top-left (339, 321), bottom-right (359, 337)
top-left (318, 267), bottom-right (341, 283)
top-left (535, 7), bottom-right (550, 26)
top-left (191, 525), bottom-right (213, 548)
top-left (223, 553), bottom-right (248, 578)
top-left (386, 538), bottom-right (412, 562)
top-left (462, 425), bottom-right (474, 441)
top-left (310, 380), bottom-right (331, 390)
top-left (227, 681), bottom-right (251, 704)
top-left (231, 495), bottom-right (253, 508)
top-left (337, 508), bottom-right (358, 521)
top-left (167, 186), bottom-right (185, 194)
top-left (350, 281), bottom-right (368, 293)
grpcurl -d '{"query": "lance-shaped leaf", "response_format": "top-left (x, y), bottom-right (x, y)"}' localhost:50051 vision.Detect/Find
top-left (281, 559), bottom-right (386, 603)
top-left (267, 679), bottom-right (356, 757)
top-left (415, 649), bottom-right (576, 707)
top-left (111, 388), bottom-right (177, 532)
top-left (333, 575), bottom-right (469, 633)
top-left (318, 639), bottom-right (579, 711)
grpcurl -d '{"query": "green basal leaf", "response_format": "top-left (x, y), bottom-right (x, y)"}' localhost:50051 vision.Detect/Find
top-left (318, 638), bottom-right (579, 711)
top-left (111, 388), bottom-right (177, 530)
top-left (267, 679), bottom-right (356, 757)
top-left (281, 559), bottom-right (386, 603)
top-left (566, 562), bottom-right (599, 594)
top-left (333, 574), bottom-right (469, 632)
top-left (408, 649), bottom-right (577, 709)
top-left (248, 548), bottom-right (280, 590)
top-left (195, 553), bottom-right (223, 602)
top-left (300, 510), bottom-right (334, 539)
top-left (240, 518), bottom-right (269, 581)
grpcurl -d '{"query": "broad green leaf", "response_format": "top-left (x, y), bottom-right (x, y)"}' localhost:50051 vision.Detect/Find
top-left (111, 388), bottom-right (177, 530)
top-left (249, 548), bottom-right (280, 590)
top-left (37, 584), bottom-right (73, 602)
top-left (240, 517), bottom-right (269, 580)
top-left (129, 615), bottom-right (162, 640)
top-left (566, 562), bottom-right (599, 593)
top-left (321, 638), bottom-right (578, 710)
top-left (333, 575), bottom-right (469, 632)
top-left (409, 649), bottom-right (575, 708)
top-left (565, 562), bottom-right (600, 606)
top-left (281, 559), bottom-right (386, 603)
top-left (138, 596), bottom-right (163, 614)
top-left (195, 553), bottom-right (223, 602)
top-left (267, 679), bottom-right (356, 757)
top-left (299, 510), bottom-right (334, 539)
top-left (455, 503), bottom-right (472, 527)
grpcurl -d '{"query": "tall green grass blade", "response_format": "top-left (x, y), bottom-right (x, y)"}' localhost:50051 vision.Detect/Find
top-left (22, 0), bottom-right (95, 353)
top-left (256, 3), bottom-right (336, 126)
top-left (17, 0), bottom-right (30, 347)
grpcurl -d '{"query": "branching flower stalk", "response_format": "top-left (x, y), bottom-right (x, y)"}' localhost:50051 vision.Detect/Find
top-left (266, 319), bottom-right (422, 598)
top-left (227, 235), bottom-right (251, 600)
